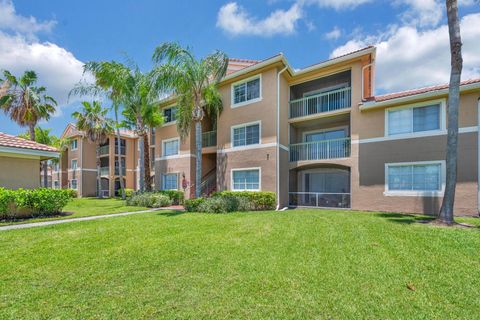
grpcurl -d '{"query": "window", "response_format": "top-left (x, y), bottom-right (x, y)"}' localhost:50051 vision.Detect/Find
top-left (386, 161), bottom-right (444, 195)
top-left (232, 122), bottom-right (260, 147)
top-left (163, 106), bottom-right (178, 124)
top-left (162, 173), bottom-right (178, 190)
top-left (387, 103), bottom-right (441, 136)
top-left (70, 179), bottom-right (78, 190)
top-left (71, 139), bottom-right (78, 150)
top-left (232, 168), bottom-right (260, 191)
top-left (53, 181), bottom-right (59, 189)
top-left (71, 159), bottom-right (78, 170)
top-left (163, 138), bottom-right (179, 156)
top-left (232, 76), bottom-right (261, 106)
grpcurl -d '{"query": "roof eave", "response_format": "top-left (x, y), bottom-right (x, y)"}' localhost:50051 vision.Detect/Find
top-left (0, 146), bottom-right (60, 159)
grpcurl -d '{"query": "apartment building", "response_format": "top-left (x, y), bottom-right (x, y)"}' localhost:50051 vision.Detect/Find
top-left (52, 123), bottom-right (140, 197)
top-left (155, 46), bottom-right (480, 216)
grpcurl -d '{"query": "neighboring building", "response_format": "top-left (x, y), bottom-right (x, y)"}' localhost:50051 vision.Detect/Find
top-left (0, 132), bottom-right (59, 189)
top-left (155, 46), bottom-right (480, 216)
top-left (53, 124), bottom-right (140, 197)
top-left (40, 162), bottom-right (53, 188)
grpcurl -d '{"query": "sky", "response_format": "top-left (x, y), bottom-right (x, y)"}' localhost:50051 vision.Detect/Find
top-left (0, 0), bottom-right (479, 137)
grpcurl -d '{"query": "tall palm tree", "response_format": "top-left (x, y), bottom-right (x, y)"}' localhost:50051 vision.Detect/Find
top-left (152, 43), bottom-right (228, 198)
top-left (0, 70), bottom-right (57, 141)
top-left (72, 101), bottom-right (114, 198)
top-left (438, 0), bottom-right (463, 225)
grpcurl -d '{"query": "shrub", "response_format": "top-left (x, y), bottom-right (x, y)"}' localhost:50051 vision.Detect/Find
top-left (212, 191), bottom-right (276, 210)
top-left (124, 189), bottom-right (135, 198)
top-left (126, 193), bottom-right (172, 208)
top-left (65, 189), bottom-right (78, 198)
top-left (198, 196), bottom-right (240, 213)
top-left (0, 188), bottom-right (74, 219)
top-left (156, 190), bottom-right (184, 205)
top-left (184, 198), bottom-right (205, 212)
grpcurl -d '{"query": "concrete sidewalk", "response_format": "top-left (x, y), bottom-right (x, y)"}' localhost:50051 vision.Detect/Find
top-left (0, 206), bottom-right (184, 231)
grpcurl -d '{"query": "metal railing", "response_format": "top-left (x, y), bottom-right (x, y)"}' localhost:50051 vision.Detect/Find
top-left (289, 137), bottom-right (350, 162)
top-left (202, 131), bottom-right (217, 148)
top-left (289, 87), bottom-right (351, 118)
top-left (114, 167), bottom-right (126, 176)
top-left (289, 192), bottom-right (350, 208)
top-left (99, 145), bottom-right (109, 155)
top-left (115, 146), bottom-right (126, 155)
top-left (100, 167), bottom-right (109, 176)
top-left (100, 190), bottom-right (110, 197)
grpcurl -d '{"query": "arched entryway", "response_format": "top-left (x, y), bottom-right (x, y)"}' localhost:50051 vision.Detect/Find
top-left (114, 178), bottom-right (126, 197)
top-left (98, 178), bottom-right (109, 197)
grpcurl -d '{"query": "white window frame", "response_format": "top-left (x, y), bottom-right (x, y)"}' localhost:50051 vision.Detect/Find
top-left (230, 120), bottom-right (261, 149)
top-left (231, 74), bottom-right (262, 108)
top-left (384, 99), bottom-right (446, 138)
top-left (71, 139), bottom-right (78, 150)
top-left (302, 125), bottom-right (350, 142)
top-left (162, 172), bottom-right (179, 190)
top-left (162, 137), bottom-right (180, 157)
top-left (384, 160), bottom-right (446, 197)
top-left (71, 159), bottom-right (78, 170)
top-left (162, 105), bottom-right (178, 126)
top-left (70, 179), bottom-right (78, 190)
top-left (231, 167), bottom-right (261, 192)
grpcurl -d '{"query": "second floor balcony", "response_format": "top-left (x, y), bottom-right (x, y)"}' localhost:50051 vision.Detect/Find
top-left (289, 137), bottom-right (351, 162)
top-left (289, 87), bottom-right (351, 119)
top-left (99, 145), bottom-right (109, 156)
top-left (202, 130), bottom-right (217, 148)
top-left (115, 166), bottom-right (126, 176)
top-left (100, 167), bottom-right (109, 176)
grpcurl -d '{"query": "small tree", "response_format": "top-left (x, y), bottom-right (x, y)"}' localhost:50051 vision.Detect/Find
top-left (438, 0), bottom-right (463, 225)
top-left (72, 101), bottom-right (114, 198)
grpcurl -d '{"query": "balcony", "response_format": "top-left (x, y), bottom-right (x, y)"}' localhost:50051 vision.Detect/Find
top-left (289, 87), bottom-right (351, 119)
top-left (289, 137), bottom-right (351, 162)
top-left (100, 167), bottom-right (109, 176)
top-left (115, 146), bottom-right (126, 155)
top-left (202, 130), bottom-right (217, 148)
top-left (114, 167), bottom-right (126, 176)
top-left (99, 145), bottom-right (109, 156)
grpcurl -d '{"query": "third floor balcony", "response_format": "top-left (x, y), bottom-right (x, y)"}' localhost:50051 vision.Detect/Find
top-left (289, 87), bottom-right (351, 119)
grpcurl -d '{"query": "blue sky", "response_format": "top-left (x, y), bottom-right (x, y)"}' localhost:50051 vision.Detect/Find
top-left (1, 0), bottom-right (479, 137)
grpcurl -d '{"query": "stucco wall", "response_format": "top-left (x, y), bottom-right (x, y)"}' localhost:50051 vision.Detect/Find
top-left (0, 156), bottom-right (40, 189)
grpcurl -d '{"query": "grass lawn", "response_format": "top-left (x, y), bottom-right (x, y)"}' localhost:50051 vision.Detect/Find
top-left (0, 209), bottom-right (479, 319)
top-left (0, 198), bottom-right (149, 226)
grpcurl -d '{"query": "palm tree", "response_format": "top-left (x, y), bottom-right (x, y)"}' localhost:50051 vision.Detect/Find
top-left (70, 61), bottom-right (163, 194)
top-left (72, 101), bottom-right (114, 198)
top-left (19, 127), bottom-right (59, 187)
top-left (0, 70), bottom-right (57, 141)
top-left (438, 0), bottom-right (463, 225)
top-left (152, 43), bottom-right (228, 198)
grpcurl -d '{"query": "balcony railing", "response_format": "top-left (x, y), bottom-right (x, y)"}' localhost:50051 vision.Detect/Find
top-left (100, 167), bottom-right (109, 176)
top-left (114, 167), bottom-right (126, 176)
top-left (115, 146), bottom-right (126, 155)
top-left (202, 131), bottom-right (217, 148)
top-left (289, 192), bottom-right (350, 208)
top-left (289, 137), bottom-right (350, 162)
top-left (99, 145), bottom-right (109, 155)
top-left (289, 87), bottom-right (351, 119)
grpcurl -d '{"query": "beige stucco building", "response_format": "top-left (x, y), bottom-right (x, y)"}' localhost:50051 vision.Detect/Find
top-left (0, 132), bottom-right (59, 189)
top-left (154, 46), bottom-right (480, 216)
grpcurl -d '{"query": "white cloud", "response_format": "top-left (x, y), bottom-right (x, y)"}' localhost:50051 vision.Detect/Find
top-left (325, 26), bottom-right (341, 40)
top-left (394, 0), bottom-right (443, 27)
top-left (300, 0), bottom-right (372, 10)
top-left (216, 2), bottom-right (302, 36)
top-left (0, 0), bottom-right (55, 37)
top-left (0, 1), bottom-right (86, 115)
top-left (331, 13), bottom-right (480, 93)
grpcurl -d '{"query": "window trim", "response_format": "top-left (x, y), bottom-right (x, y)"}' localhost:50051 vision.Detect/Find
top-left (231, 74), bottom-right (262, 108)
top-left (384, 160), bottom-right (446, 197)
top-left (162, 172), bottom-right (179, 190)
top-left (71, 158), bottom-right (78, 170)
top-left (230, 120), bottom-right (262, 149)
top-left (162, 104), bottom-right (178, 127)
top-left (384, 99), bottom-right (446, 138)
top-left (71, 139), bottom-right (78, 151)
top-left (162, 137), bottom-right (180, 157)
top-left (231, 167), bottom-right (261, 192)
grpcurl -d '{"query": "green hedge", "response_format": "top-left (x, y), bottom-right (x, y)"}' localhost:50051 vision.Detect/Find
top-left (185, 191), bottom-right (276, 213)
top-left (184, 198), bottom-right (205, 212)
top-left (0, 188), bottom-right (74, 219)
top-left (156, 190), bottom-right (184, 205)
top-left (212, 191), bottom-right (276, 210)
top-left (126, 193), bottom-right (172, 208)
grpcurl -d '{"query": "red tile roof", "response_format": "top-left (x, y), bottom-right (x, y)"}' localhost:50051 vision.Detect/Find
top-left (226, 58), bottom-right (259, 75)
top-left (372, 78), bottom-right (480, 102)
top-left (0, 132), bottom-right (58, 152)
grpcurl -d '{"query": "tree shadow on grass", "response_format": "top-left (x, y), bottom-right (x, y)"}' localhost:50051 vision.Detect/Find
top-left (155, 210), bottom-right (186, 217)
top-left (374, 212), bottom-right (436, 225)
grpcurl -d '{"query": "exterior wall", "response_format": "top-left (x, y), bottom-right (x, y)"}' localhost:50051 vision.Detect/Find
top-left (0, 156), bottom-right (40, 189)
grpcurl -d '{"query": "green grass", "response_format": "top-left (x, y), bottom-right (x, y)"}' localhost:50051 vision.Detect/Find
top-left (0, 209), bottom-right (479, 319)
top-left (0, 198), bottom-right (149, 226)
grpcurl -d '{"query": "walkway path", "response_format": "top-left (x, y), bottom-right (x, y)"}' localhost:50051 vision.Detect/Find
top-left (0, 206), bottom-right (184, 232)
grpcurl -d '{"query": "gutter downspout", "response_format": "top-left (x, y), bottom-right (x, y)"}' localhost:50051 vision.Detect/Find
top-left (276, 65), bottom-right (288, 211)
top-left (361, 63), bottom-right (373, 101)
top-left (477, 98), bottom-right (480, 215)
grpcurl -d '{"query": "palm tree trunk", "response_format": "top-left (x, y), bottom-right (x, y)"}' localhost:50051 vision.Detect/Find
top-left (114, 109), bottom-right (126, 200)
top-left (29, 123), bottom-right (35, 141)
top-left (438, 0), bottom-right (463, 225)
top-left (43, 161), bottom-right (48, 187)
top-left (138, 134), bottom-right (145, 192)
top-left (143, 132), bottom-right (152, 192)
top-left (195, 120), bottom-right (202, 198)
top-left (96, 146), bottom-right (102, 198)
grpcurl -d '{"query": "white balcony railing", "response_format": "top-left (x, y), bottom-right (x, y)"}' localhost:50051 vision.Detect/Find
top-left (289, 87), bottom-right (351, 119)
top-left (289, 137), bottom-right (350, 162)
top-left (99, 145), bottom-right (109, 155)
top-left (202, 131), bottom-right (217, 148)
top-left (289, 192), bottom-right (350, 208)
top-left (100, 167), bottom-right (109, 176)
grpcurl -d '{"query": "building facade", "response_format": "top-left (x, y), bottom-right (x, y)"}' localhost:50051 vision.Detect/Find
top-left (154, 46), bottom-right (480, 216)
